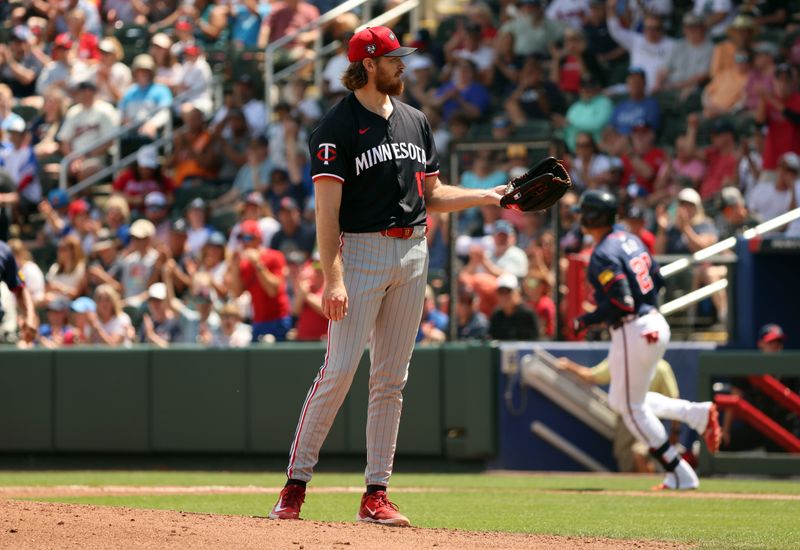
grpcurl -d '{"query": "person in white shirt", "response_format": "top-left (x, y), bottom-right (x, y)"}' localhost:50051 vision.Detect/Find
top-left (90, 283), bottom-right (134, 346)
top-left (447, 21), bottom-right (495, 84)
top-left (747, 152), bottom-right (800, 229)
top-left (0, 118), bottom-right (42, 212)
top-left (606, 1), bottom-right (675, 93)
top-left (174, 44), bottom-right (213, 117)
top-left (93, 37), bottom-right (131, 105)
top-left (57, 79), bottom-right (120, 181)
top-left (212, 74), bottom-right (267, 138)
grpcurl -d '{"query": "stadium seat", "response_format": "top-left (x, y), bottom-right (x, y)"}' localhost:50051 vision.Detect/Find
top-left (114, 24), bottom-right (151, 65)
top-left (12, 105), bottom-right (38, 123)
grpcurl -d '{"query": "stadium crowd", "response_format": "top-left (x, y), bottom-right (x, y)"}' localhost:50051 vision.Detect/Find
top-left (0, 0), bottom-right (799, 348)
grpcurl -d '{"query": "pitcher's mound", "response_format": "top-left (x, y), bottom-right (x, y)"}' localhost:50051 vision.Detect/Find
top-left (0, 499), bottom-right (687, 549)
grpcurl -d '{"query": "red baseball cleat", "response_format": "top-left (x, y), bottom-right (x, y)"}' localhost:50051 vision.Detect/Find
top-left (356, 490), bottom-right (410, 526)
top-left (703, 403), bottom-right (722, 453)
top-left (268, 485), bottom-right (305, 520)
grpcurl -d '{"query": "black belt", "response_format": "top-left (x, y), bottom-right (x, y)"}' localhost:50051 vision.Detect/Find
top-left (610, 309), bottom-right (656, 330)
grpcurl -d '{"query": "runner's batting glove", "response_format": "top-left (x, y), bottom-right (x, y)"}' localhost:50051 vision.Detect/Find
top-left (500, 156), bottom-right (572, 212)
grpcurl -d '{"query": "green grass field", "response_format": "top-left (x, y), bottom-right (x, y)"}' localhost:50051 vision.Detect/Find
top-left (2, 471), bottom-right (798, 550)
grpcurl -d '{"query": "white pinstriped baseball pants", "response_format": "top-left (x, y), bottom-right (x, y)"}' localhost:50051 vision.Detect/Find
top-left (286, 229), bottom-right (428, 486)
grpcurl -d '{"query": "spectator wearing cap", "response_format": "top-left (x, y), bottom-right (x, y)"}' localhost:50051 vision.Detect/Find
top-left (292, 254), bottom-right (328, 341)
top-left (213, 136), bottom-right (274, 212)
top-left (118, 54), bottom-right (174, 138)
top-left (212, 75), bottom-right (267, 138)
top-left (169, 104), bottom-right (220, 186)
top-left (173, 44), bottom-right (213, 117)
top-left (465, 220), bottom-right (529, 279)
top-left (606, 6), bottom-right (674, 93)
top-left (443, 20), bottom-right (495, 85)
top-left (0, 26), bottom-right (43, 97)
top-left (489, 273), bottom-right (539, 341)
top-left (58, 79), bottom-right (120, 182)
top-left (583, 1), bottom-right (626, 66)
top-left (139, 282), bottom-right (182, 347)
top-left (758, 323), bottom-right (786, 353)
top-left (717, 186), bottom-right (760, 240)
top-left (609, 68), bottom-right (661, 135)
top-left (655, 187), bottom-right (719, 256)
top-left (702, 48), bottom-right (751, 119)
top-left (65, 198), bottom-right (99, 256)
top-left (747, 152), bottom-right (800, 225)
top-left (142, 191), bottom-right (171, 241)
top-left (655, 14), bottom-right (712, 98)
top-left (113, 145), bottom-right (175, 212)
top-left (210, 108), bottom-right (250, 184)
top-left (710, 15), bottom-right (756, 79)
top-left (149, 33), bottom-right (183, 90)
top-left (755, 63), bottom-right (800, 171)
top-left (93, 37), bottom-right (131, 105)
top-left (69, 295), bottom-right (95, 343)
top-left (455, 287), bottom-right (489, 340)
top-left (549, 27), bottom-right (605, 99)
top-left (226, 192), bottom-right (281, 253)
top-left (35, 34), bottom-right (81, 96)
top-left (623, 205), bottom-right (655, 254)
top-left (683, 114), bottom-right (738, 200)
top-left (184, 198), bottom-right (213, 257)
top-left (558, 75), bottom-right (613, 152)
top-left (498, 0), bottom-right (563, 58)
top-left (226, 219), bottom-right (292, 342)
top-left (0, 117), bottom-right (42, 219)
top-left (120, 219), bottom-right (161, 307)
top-left (37, 0), bottom-right (102, 39)
top-left (623, 120), bottom-right (666, 194)
top-left (45, 233), bottom-right (87, 303)
top-left (85, 228), bottom-right (122, 296)
top-left (430, 58), bottom-right (491, 122)
top-left (0, 85), bottom-right (25, 136)
top-left (213, 302), bottom-right (252, 347)
top-left (504, 57), bottom-right (566, 128)
top-left (270, 197), bottom-right (316, 264)
top-left (38, 295), bottom-right (78, 348)
top-left (569, 132), bottom-right (612, 191)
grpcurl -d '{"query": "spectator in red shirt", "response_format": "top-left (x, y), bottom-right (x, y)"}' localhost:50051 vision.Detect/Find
top-left (65, 7), bottom-right (99, 62)
top-left (522, 272), bottom-right (555, 339)
top-left (292, 255), bottom-right (328, 341)
top-left (686, 114), bottom-right (738, 200)
top-left (226, 219), bottom-right (292, 342)
top-left (112, 145), bottom-right (174, 212)
top-left (257, 0), bottom-right (320, 68)
top-left (621, 121), bottom-right (666, 195)
top-left (755, 63), bottom-right (800, 170)
top-left (623, 205), bottom-right (655, 254)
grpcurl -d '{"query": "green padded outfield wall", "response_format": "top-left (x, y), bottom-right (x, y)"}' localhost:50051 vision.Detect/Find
top-left (0, 344), bottom-right (498, 458)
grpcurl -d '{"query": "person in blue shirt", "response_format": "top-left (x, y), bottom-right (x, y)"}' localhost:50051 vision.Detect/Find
top-left (431, 58), bottom-right (490, 122)
top-left (610, 67), bottom-right (660, 135)
top-left (231, 0), bottom-right (271, 48)
top-left (118, 55), bottom-right (173, 138)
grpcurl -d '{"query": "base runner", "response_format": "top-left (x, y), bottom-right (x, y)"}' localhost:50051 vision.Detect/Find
top-left (572, 191), bottom-right (721, 490)
top-left (269, 26), bottom-right (505, 525)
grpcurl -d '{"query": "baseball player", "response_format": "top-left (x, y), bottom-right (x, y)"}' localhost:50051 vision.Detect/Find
top-left (0, 240), bottom-right (38, 345)
top-left (269, 26), bottom-right (504, 525)
top-left (573, 191), bottom-right (721, 490)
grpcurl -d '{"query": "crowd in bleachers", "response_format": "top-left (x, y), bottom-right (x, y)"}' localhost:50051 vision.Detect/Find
top-left (1, 0), bottom-right (800, 348)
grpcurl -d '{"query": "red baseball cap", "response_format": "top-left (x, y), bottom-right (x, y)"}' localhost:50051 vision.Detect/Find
top-left (347, 26), bottom-right (416, 62)
top-left (54, 33), bottom-right (73, 50)
top-left (759, 323), bottom-right (785, 344)
top-left (239, 219), bottom-right (261, 239)
top-left (184, 44), bottom-right (201, 57)
top-left (176, 20), bottom-right (193, 31)
top-left (68, 199), bottom-right (89, 218)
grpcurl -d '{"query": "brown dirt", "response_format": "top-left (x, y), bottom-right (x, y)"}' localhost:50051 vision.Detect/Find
top-left (0, 499), bottom-right (689, 550)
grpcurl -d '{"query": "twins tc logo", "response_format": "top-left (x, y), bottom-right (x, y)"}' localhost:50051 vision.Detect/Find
top-left (317, 143), bottom-right (337, 165)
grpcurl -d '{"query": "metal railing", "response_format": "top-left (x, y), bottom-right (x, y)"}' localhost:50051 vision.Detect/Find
top-left (59, 83), bottom-right (213, 196)
top-left (264, 0), bottom-right (420, 120)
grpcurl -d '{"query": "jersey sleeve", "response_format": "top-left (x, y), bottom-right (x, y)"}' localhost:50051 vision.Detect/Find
top-left (308, 121), bottom-right (348, 184)
top-left (422, 116), bottom-right (440, 177)
top-left (581, 250), bottom-right (635, 326)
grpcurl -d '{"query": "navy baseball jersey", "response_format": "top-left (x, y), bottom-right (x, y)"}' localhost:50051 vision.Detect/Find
top-left (0, 241), bottom-right (23, 321)
top-left (582, 228), bottom-right (663, 327)
top-left (308, 93), bottom-right (440, 233)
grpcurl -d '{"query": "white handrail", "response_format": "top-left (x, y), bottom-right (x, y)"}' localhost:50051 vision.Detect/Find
top-left (660, 279), bottom-right (728, 316)
top-left (660, 207), bottom-right (800, 278)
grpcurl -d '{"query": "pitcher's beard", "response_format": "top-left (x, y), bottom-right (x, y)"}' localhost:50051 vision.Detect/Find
top-left (376, 72), bottom-right (404, 96)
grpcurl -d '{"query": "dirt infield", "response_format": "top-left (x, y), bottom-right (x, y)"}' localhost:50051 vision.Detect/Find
top-left (0, 499), bottom-right (689, 550)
